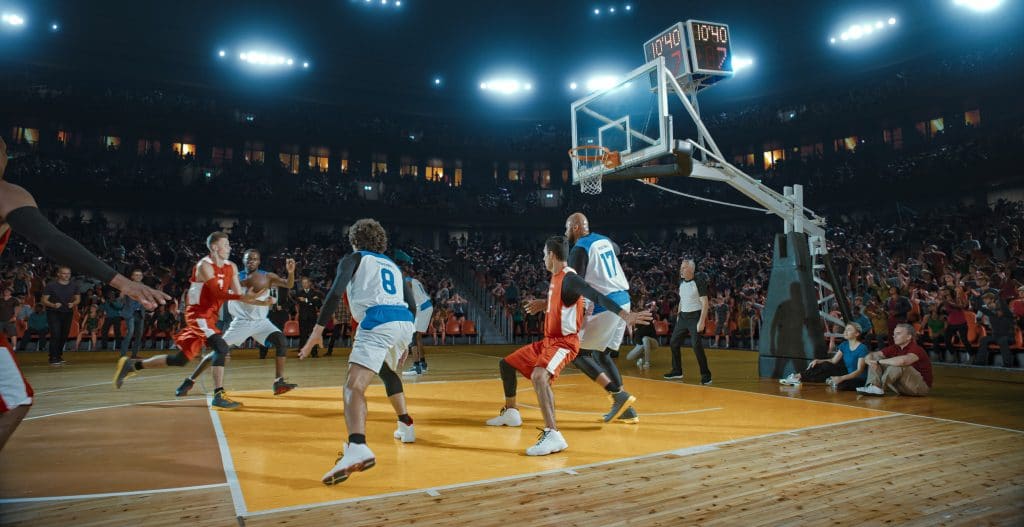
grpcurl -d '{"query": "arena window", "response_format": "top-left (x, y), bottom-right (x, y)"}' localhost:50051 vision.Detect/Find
top-left (243, 141), bottom-right (265, 165)
top-left (211, 146), bottom-right (233, 166)
top-left (425, 166), bottom-right (444, 182)
top-left (883, 128), bottom-right (903, 150)
top-left (172, 142), bottom-right (196, 158)
top-left (11, 126), bottom-right (40, 146)
top-left (964, 109), bottom-right (981, 127)
top-left (454, 168), bottom-right (463, 187)
top-left (103, 135), bottom-right (121, 151)
top-left (339, 157), bottom-right (349, 174)
top-left (308, 146), bottom-right (330, 173)
top-left (916, 119), bottom-right (944, 138)
top-left (561, 169), bottom-right (570, 183)
top-left (279, 152), bottom-right (300, 174)
top-left (762, 149), bottom-right (784, 170)
top-left (56, 129), bottom-right (70, 147)
top-left (400, 163), bottom-right (419, 177)
top-left (372, 158), bottom-right (388, 176)
top-left (138, 139), bottom-right (161, 156)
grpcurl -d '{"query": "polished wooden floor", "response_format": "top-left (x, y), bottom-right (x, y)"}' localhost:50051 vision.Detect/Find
top-left (1, 345), bottom-right (1022, 526)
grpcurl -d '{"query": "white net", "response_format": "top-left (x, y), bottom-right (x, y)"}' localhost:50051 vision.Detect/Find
top-left (570, 146), bottom-right (608, 195)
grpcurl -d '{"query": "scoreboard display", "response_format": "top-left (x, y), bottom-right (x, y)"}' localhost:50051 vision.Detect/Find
top-left (643, 20), bottom-right (733, 88)
top-left (643, 22), bottom-right (689, 79)
top-left (687, 20), bottom-right (732, 75)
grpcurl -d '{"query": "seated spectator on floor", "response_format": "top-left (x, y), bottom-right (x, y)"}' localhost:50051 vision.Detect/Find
top-left (780, 323), bottom-right (868, 391)
top-left (857, 323), bottom-right (932, 397)
top-left (21, 303), bottom-right (49, 351)
top-left (976, 294), bottom-right (1017, 367)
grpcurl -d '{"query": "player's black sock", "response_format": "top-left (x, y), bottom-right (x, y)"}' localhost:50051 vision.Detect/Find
top-left (398, 414), bottom-right (413, 425)
top-left (604, 381), bottom-right (621, 393)
top-left (348, 434), bottom-right (366, 445)
top-left (134, 361), bottom-right (144, 370)
top-left (214, 387), bottom-right (224, 395)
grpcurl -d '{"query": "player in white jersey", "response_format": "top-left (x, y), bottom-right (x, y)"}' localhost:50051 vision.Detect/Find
top-left (222, 250), bottom-right (298, 395)
top-left (565, 212), bottom-right (638, 423)
top-left (401, 265), bottom-right (433, 376)
top-left (299, 218), bottom-right (418, 486)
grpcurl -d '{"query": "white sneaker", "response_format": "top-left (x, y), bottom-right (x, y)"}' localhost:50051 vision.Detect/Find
top-left (779, 373), bottom-right (801, 386)
top-left (321, 443), bottom-right (376, 485)
top-left (486, 407), bottom-right (522, 427)
top-left (856, 385), bottom-right (885, 396)
top-left (393, 421), bottom-right (415, 443)
top-left (526, 428), bottom-right (568, 456)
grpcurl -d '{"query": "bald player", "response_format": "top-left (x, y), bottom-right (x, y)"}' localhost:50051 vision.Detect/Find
top-left (565, 212), bottom-right (638, 423)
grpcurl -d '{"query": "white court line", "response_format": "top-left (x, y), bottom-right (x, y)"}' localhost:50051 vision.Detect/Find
top-left (207, 394), bottom-right (249, 518)
top-left (624, 375), bottom-right (1024, 435)
top-left (0, 483), bottom-right (228, 504)
top-left (25, 398), bottom-right (204, 420)
top-left (33, 364), bottom-right (267, 395)
top-left (242, 413), bottom-right (897, 518)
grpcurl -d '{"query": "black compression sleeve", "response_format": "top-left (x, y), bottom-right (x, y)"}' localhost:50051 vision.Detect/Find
top-left (317, 253), bottom-right (361, 326)
top-left (5, 206), bottom-right (118, 284)
top-left (568, 246), bottom-right (588, 279)
top-left (562, 272), bottom-right (622, 315)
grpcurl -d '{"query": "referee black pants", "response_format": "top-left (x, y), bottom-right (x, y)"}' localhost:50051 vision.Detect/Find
top-left (669, 312), bottom-right (711, 378)
top-left (47, 310), bottom-right (73, 364)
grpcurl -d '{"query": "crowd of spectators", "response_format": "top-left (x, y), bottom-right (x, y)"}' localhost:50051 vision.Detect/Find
top-left (453, 200), bottom-right (1024, 366)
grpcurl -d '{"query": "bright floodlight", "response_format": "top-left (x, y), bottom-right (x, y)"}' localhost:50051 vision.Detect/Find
top-left (875, 21), bottom-right (883, 28)
top-left (830, 37), bottom-right (837, 44)
top-left (240, 50), bottom-right (298, 68)
top-left (569, 82), bottom-right (578, 90)
top-left (585, 75), bottom-right (618, 92)
top-left (888, 17), bottom-right (897, 24)
top-left (625, 5), bottom-right (631, 10)
top-left (733, 56), bottom-right (754, 72)
top-left (434, 77), bottom-right (441, 85)
top-left (302, 61), bottom-right (309, 68)
top-left (954, 0), bottom-right (1002, 12)
top-left (2, 13), bottom-right (25, 26)
top-left (480, 78), bottom-right (531, 95)
top-left (396, 0), bottom-right (401, 5)
top-left (609, 7), bottom-right (615, 13)
top-left (51, 22), bottom-right (60, 31)
top-left (218, 50), bottom-right (226, 57)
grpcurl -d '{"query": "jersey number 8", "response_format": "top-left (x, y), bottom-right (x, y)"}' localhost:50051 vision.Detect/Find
top-left (381, 269), bottom-right (397, 294)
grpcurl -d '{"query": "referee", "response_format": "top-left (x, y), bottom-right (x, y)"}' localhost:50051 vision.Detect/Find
top-left (664, 258), bottom-right (713, 384)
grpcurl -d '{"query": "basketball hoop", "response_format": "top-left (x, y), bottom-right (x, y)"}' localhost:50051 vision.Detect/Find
top-left (569, 145), bottom-right (620, 195)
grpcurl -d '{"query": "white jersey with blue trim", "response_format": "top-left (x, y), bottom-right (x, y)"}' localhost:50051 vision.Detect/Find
top-left (404, 276), bottom-right (432, 313)
top-left (574, 233), bottom-right (629, 296)
top-left (229, 269), bottom-right (271, 320)
top-left (347, 251), bottom-right (408, 325)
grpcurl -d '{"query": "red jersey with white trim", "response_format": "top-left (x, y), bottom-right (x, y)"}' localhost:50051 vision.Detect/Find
top-left (0, 227), bottom-right (10, 257)
top-left (184, 256), bottom-right (236, 327)
top-left (545, 267), bottom-right (584, 339)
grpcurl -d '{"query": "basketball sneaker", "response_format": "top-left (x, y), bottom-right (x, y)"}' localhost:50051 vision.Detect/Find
top-left (393, 421), bottom-right (416, 443)
top-left (322, 443), bottom-right (376, 485)
top-left (402, 363), bottom-right (423, 376)
top-left (526, 428), bottom-right (568, 456)
top-left (700, 375), bottom-right (713, 386)
top-left (113, 357), bottom-right (137, 389)
top-left (856, 385), bottom-right (885, 396)
top-left (175, 378), bottom-right (195, 397)
top-left (603, 390), bottom-right (636, 423)
top-left (663, 370), bottom-right (683, 380)
top-left (779, 373), bottom-right (801, 386)
top-left (273, 378), bottom-right (297, 395)
top-left (211, 390), bottom-right (242, 410)
top-left (485, 407), bottom-right (522, 427)
top-left (601, 406), bottom-right (640, 424)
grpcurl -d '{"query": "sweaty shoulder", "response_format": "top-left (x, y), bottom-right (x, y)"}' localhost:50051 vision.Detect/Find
top-left (0, 182), bottom-right (38, 222)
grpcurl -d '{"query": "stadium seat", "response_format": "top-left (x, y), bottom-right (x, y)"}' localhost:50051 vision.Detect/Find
top-left (461, 319), bottom-right (477, 344)
top-left (654, 319), bottom-right (670, 345)
top-left (283, 319), bottom-right (300, 347)
top-left (445, 319), bottom-right (462, 345)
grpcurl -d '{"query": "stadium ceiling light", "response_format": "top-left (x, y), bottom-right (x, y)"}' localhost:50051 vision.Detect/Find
top-left (888, 17), bottom-right (897, 25)
top-left (396, 0), bottom-right (401, 5)
top-left (218, 50), bottom-right (226, 57)
top-left (954, 0), bottom-right (1002, 12)
top-left (625, 5), bottom-right (632, 11)
top-left (480, 78), bottom-right (531, 95)
top-left (830, 16), bottom-right (897, 46)
top-left (569, 82), bottom-right (578, 90)
top-left (238, 50), bottom-right (298, 68)
top-left (594, 8), bottom-right (600, 15)
top-left (732, 56), bottom-right (754, 72)
top-left (1, 13), bottom-right (26, 26)
top-left (585, 75), bottom-right (619, 92)
top-left (609, 7), bottom-right (615, 13)
top-left (51, 22), bottom-right (60, 31)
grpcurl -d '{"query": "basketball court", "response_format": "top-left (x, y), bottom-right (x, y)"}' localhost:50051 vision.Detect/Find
top-left (2, 347), bottom-right (1022, 526)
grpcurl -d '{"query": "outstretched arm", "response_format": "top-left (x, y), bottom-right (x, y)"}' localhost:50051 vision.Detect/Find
top-left (562, 272), bottom-right (652, 326)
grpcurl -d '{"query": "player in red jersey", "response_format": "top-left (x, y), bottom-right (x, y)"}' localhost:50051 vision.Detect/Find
top-left (485, 236), bottom-right (652, 456)
top-left (0, 137), bottom-right (170, 451)
top-left (113, 232), bottom-right (262, 410)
